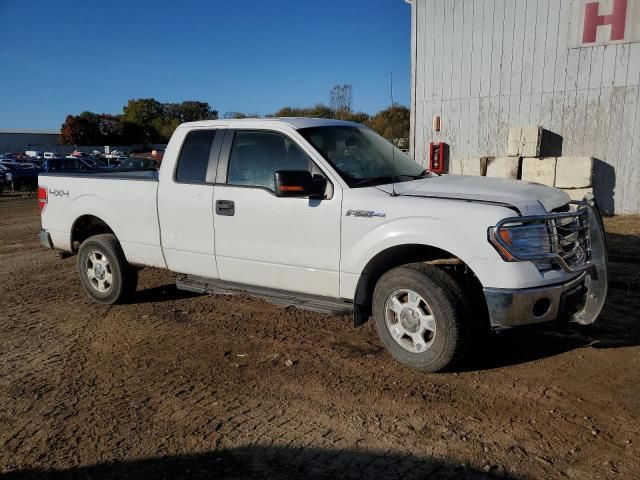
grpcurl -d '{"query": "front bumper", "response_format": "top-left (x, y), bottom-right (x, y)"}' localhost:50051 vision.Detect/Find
top-left (484, 199), bottom-right (608, 329)
top-left (484, 273), bottom-right (588, 328)
top-left (39, 228), bottom-right (53, 249)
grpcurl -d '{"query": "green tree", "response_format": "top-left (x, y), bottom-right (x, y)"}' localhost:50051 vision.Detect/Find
top-left (223, 111), bottom-right (249, 119)
top-left (272, 103), bottom-right (334, 119)
top-left (122, 98), bottom-right (164, 142)
top-left (366, 105), bottom-right (410, 144)
top-left (178, 101), bottom-right (218, 122)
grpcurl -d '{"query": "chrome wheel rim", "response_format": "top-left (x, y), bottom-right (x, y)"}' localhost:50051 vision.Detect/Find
top-left (384, 289), bottom-right (436, 353)
top-left (85, 250), bottom-right (113, 293)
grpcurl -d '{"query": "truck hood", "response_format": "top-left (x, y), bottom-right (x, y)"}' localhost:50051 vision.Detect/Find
top-left (377, 175), bottom-right (570, 215)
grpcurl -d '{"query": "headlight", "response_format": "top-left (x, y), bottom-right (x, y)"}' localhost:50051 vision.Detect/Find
top-left (489, 222), bottom-right (553, 270)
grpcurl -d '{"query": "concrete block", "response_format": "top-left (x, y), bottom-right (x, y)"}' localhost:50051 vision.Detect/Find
top-left (449, 158), bottom-right (463, 175)
top-left (507, 127), bottom-right (522, 156)
top-left (521, 157), bottom-right (557, 186)
top-left (562, 187), bottom-right (593, 202)
top-left (520, 126), bottom-right (542, 157)
top-left (461, 157), bottom-right (487, 176)
top-left (554, 156), bottom-right (593, 188)
top-left (486, 156), bottom-right (521, 179)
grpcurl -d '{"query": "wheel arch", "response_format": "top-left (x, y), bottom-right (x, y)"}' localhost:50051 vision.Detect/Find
top-left (70, 214), bottom-right (116, 252)
top-left (352, 243), bottom-right (488, 327)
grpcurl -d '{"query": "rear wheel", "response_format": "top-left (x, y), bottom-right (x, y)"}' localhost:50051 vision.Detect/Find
top-left (77, 234), bottom-right (138, 304)
top-left (372, 263), bottom-right (470, 372)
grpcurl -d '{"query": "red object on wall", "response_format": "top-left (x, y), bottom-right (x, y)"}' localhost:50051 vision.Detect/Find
top-left (583, 0), bottom-right (627, 44)
top-left (429, 142), bottom-right (448, 174)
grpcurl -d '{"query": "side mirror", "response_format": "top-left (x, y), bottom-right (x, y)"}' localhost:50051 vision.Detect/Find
top-left (274, 170), bottom-right (327, 198)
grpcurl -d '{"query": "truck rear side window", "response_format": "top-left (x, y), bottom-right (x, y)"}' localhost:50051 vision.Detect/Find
top-left (175, 130), bottom-right (217, 184)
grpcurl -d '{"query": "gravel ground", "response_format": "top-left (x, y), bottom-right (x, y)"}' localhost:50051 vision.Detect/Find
top-left (0, 199), bottom-right (638, 479)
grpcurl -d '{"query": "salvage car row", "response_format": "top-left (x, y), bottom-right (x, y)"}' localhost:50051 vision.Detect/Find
top-left (0, 152), bottom-right (158, 193)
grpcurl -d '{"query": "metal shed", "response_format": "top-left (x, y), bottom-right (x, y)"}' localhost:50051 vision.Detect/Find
top-left (406, 0), bottom-right (640, 214)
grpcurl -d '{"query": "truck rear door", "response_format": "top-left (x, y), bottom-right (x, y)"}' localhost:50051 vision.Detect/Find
top-left (157, 128), bottom-right (223, 277)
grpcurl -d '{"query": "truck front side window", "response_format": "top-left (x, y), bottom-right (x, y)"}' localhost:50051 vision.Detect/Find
top-left (227, 131), bottom-right (313, 191)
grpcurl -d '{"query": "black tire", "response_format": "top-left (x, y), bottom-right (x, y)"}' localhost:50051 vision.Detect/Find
top-left (372, 263), bottom-right (470, 373)
top-left (77, 233), bottom-right (138, 304)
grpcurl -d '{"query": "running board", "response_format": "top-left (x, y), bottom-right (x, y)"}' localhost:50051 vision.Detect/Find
top-left (176, 274), bottom-right (353, 316)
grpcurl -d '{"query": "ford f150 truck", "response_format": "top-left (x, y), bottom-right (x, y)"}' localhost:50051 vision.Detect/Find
top-left (38, 118), bottom-right (608, 372)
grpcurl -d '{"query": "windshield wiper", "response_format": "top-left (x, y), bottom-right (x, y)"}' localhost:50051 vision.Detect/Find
top-left (351, 175), bottom-right (401, 187)
top-left (404, 169), bottom-right (432, 179)
top-left (351, 174), bottom-right (423, 188)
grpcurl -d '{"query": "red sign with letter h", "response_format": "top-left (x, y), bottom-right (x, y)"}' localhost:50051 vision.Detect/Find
top-left (582, 0), bottom-right (628, 43)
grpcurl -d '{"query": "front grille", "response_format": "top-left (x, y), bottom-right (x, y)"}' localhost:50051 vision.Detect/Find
top-left (491, 202), bottom-right (595, 273)
top-left (549, 207), bottom-right (590, 270)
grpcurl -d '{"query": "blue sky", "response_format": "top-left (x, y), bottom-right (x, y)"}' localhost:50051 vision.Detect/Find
top-left (0, 0), bottom-right (411, 131)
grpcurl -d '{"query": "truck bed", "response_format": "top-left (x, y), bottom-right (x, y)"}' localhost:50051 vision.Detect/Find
top-left (39, 170), bottom-right (158, 181)
top-left (39, 170), bottom-right (165, 269)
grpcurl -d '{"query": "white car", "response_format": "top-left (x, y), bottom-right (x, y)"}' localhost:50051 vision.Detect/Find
top-left (25, 150), bottom-right (44, 159)
top-left (37, 118), bottom-right (608, 372)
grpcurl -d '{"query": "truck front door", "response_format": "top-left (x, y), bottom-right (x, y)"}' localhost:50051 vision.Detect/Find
top-left (212, 129), bottom-right (342, 298)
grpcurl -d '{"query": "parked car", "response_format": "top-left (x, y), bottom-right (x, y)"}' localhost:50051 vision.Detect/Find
top-left (42, 157), bottom-right (101, 173)
top-left (37, 118), bottom-right (608, 373)
top-left (116, 158), bottom-right (157, 171)
top-left (0, 164), bottom-right (9, 193)
top-left (44, 152), bottom-right (61, 159)
top-left (25, 150), bottom-right (44, 159)
top-left (0, 153), bottom-right (20, 166)
top-left (102, 156), bottom-right (127, 168)
top-left (2, 162), bottom-right (38, 190)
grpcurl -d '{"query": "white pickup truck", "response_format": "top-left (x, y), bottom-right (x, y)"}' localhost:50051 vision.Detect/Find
top-left (38, 118), bottom-right (608, 372)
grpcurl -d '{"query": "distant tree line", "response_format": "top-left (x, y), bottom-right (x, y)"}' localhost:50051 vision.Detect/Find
top-left (59, 85), bottom-right (409, 147)
top-left (60, 99), bottom-right (218, 145)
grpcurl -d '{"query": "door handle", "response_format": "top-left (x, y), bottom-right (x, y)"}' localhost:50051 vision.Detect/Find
top-left (216, 199), bottom-right (235, 216)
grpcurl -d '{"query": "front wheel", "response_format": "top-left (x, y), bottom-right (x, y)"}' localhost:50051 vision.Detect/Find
top-left (372, 263), bottom-right (470, 372)
top-left (77, 234), bottom-right (138, 304)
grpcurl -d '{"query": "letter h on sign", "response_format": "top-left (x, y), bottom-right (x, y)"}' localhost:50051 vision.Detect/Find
top-left (582, 0), bottom-right (628, 43)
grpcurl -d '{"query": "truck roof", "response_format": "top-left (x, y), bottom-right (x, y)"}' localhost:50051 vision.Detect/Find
top-left (179, 117), bottom-right (362, 130)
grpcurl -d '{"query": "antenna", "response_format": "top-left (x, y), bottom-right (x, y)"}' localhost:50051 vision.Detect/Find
top-left (390, 71), bottom-right (394, 106)
top-left (390, 71), bottom-right (397, 196)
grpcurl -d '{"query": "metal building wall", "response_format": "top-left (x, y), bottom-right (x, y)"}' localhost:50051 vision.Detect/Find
top-left (409, 0), bottom-right (640, 214)
top-left (0, 132), bottom-right (60, 150)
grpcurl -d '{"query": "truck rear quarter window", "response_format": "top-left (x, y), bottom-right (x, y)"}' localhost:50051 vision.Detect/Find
top-left (175, 129), bottom-right (218, 184)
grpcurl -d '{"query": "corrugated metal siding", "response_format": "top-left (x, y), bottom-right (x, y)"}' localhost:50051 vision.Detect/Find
top-left (410, 0), bottom-right (640, 214)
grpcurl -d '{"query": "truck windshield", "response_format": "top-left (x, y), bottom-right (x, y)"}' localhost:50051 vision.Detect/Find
top-left (298, 126), bottom-right (429, 188)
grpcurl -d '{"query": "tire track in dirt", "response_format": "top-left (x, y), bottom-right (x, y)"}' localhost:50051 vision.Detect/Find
top-left (1, 199), bottom-right (639, 479)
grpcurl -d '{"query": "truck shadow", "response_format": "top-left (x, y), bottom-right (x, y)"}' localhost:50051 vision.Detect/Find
top-left (0, 445), bottom-right (521, 480)
top-left (126, 284), bottom-right (200, 305)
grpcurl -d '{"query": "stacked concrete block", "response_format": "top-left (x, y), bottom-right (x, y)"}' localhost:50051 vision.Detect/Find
top-left (521, 157), bottom-right (557, 186)
top-left (563, 187), bottom-right (593, 201)
top-left (460, 157), bottom-right (487, 176)
top-left (555, 157), bottom-right (593, 188)
top-left (507, 126), bottom-right (542, 157)
top-left (448, 158), bottom-right (463, 175)
top-left (507, 128), bottom-right (521, 157)
top-left (520, 126), bottom-right (542, 157)
top-left (554, 156), bottom-right (593, 200)
top-left (486, 156), bottom-right (521, 179)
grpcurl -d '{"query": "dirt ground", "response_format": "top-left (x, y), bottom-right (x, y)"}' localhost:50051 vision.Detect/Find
top-left (0, 198), bottom-right (638, 479)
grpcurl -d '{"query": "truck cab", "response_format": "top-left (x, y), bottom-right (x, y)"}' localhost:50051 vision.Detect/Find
top-left (38, 118), bottom-right (608, 372)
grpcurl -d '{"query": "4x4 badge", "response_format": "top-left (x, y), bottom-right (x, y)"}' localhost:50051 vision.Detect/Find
top-left (346, 209), bottom-right (385, 218)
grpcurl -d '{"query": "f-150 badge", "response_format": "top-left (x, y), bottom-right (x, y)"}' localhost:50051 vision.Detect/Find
top-left (346, 209), bottom-right (386, 218)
